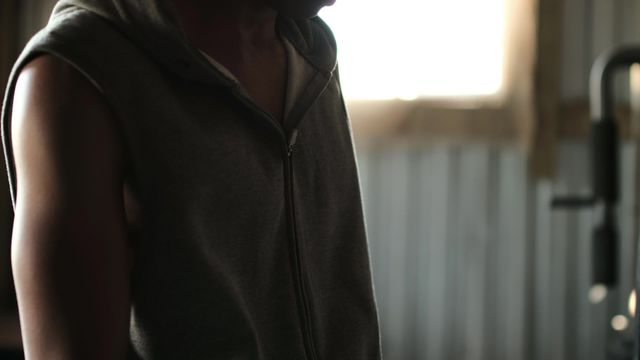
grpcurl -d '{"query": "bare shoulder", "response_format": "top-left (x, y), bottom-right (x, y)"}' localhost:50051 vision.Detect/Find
top-left (13, 53), bottom-right (109, 126)
top-left (11, 53), bottom-right (124, 207)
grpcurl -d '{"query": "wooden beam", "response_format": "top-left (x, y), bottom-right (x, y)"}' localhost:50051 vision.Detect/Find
top-left (530, 0), bottom-right (564, 178)
top-left (558, 100), bottom-right (634, 139)
top-left (349, 100), bottom-right (518, 148)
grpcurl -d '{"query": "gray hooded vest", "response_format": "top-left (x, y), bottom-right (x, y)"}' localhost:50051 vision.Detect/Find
top-left (1, 0), bottom-right (382, 359)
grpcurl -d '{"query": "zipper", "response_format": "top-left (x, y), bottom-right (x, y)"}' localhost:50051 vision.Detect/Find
top-left (285, 129), bottom-right (320, 360)
top-left (189, 37), bottom-right (338, 359)
top-left (229, 71), bottom-right (333, 360)
top-left (230, 94), bottom-right (320, 360)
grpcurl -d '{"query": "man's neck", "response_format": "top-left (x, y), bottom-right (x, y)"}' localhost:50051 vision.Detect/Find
top-left (169, 0), bottom-right (289, 122)
top-left (170, 0), bottom-right (281, 54)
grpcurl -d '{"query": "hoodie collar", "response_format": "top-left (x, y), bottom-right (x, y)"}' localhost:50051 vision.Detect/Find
top-left (52, 0), bottom-right (337, 85)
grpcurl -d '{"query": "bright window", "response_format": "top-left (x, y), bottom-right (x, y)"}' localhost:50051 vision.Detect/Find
top-left (319, 0), bottom-right (506, 100)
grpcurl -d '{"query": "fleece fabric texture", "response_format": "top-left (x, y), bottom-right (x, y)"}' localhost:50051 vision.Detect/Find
top-left (1, 0), bottom-right (383, 359)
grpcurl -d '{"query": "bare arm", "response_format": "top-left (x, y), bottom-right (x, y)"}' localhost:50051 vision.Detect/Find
top-left (10, 55), bottom-right (131, 360)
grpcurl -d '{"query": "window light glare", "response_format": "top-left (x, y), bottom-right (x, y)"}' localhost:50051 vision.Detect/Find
top-left (320, 0), bottom-right (506, 100)
top-left (588, 284), bottom-right (608, 304)
top-left (611, 315), bottom-right (629, 331)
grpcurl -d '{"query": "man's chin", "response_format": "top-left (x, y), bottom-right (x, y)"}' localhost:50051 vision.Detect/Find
top-left (274, 0), bottom-right (335, 19)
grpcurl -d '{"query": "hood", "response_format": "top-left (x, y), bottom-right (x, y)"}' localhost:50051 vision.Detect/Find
top-left (50, 0), bottom-right (337, 84)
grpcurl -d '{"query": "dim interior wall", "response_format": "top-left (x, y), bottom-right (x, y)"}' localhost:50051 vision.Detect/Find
top-left (0, 0), bottom-right (16, 312)
top-left (17, 0), bottom-right (59, 47)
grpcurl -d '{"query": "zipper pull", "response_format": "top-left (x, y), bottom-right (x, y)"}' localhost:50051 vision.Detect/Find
top-left (287, 129), bottom-right (299, 156)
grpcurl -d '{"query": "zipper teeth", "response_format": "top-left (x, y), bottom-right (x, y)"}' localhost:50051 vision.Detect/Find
top-left (287, 151), bottom-right (319, 360)
top-left (230, 78), bottom-right (331, 360)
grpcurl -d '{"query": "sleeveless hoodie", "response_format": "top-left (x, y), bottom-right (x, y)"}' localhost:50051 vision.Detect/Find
top-left (1, 1), bottom-right (383, 359)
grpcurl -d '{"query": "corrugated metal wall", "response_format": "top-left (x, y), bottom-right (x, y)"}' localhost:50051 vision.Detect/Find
top-left (357, 142), bottom-right (637, 360)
